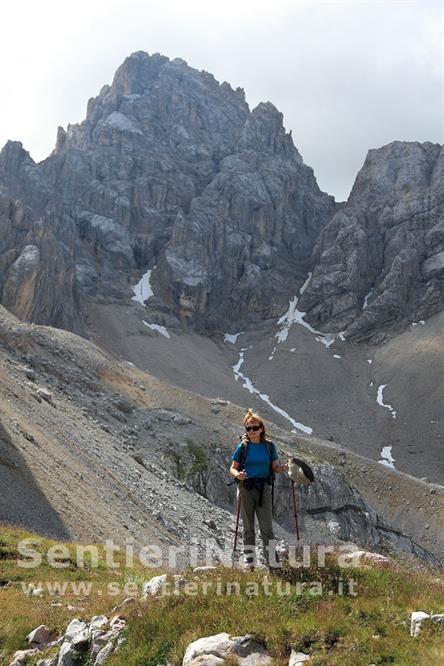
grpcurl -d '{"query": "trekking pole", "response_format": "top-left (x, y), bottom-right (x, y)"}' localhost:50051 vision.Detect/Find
top-left (291, 479), bottom-right (300, 541)
top-left (233, 482), bottom-right (243, 551)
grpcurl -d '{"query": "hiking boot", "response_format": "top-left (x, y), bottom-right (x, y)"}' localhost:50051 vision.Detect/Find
top-left (254, 562), bottom-right (269, 571)
top-left (265, 562), bottom-right (283, 573)
top-left (243, 560), bottom-right (255, 571)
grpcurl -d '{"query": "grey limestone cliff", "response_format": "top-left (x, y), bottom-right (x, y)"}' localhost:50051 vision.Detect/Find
top-left (0, 51), bottom-right (335, 335)
top-left (298, 141), bottom-right (444, 343)
top-left (0, 51), bottom-right (442, 343)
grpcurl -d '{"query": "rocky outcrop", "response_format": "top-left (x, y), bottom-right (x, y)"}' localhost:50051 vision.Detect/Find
top-left (299, 141), bottom-right (444, 343)
top-left (0, 50), bottom-right (335, 335)
top-left (410, 610), bottom-right (444, 637)
top-left (0, 169), bottom-right (86, 335)
top-left (187, 451), bottom-right (440, 565)
top-left (1, 52), bottom-right (442, 341)
top-left (9, 580), bottom-right (315, 665)
top-left (8, 614), bottom-right (125, 666)
top-left (182, 633), bottom-right (273, 665)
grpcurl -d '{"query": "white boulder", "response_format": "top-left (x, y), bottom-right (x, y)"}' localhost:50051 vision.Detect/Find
top-left (182, 632), bottom-right (272, 665)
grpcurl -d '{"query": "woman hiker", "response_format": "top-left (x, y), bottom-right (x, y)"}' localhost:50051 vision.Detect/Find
top-left (230, 407), bottom-right (289, 570)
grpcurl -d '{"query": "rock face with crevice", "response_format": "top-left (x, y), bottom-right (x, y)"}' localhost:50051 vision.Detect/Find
top-left (0, 50), bottom-right (442, 343)
top-left (298, 141), bottom-right (444, 343)
top-left (0, 50), bottom-right (336, 337)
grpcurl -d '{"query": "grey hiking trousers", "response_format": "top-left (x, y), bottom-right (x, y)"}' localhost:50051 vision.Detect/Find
top-left (237, 481), bottom-right (278, 566)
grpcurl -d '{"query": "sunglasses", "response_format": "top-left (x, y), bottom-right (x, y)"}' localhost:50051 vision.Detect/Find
top-left (245, 425), bottom-right (261, 431)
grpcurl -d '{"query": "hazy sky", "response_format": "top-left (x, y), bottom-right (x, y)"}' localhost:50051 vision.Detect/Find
top-left (0, 0), bottom-right (441, 201)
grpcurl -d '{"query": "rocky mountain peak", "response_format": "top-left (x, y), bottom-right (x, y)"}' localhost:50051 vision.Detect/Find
top-left (298, 139), bottom-right (444, 343)
top-left (110, 50), bottom-right (170, 97)
top-left (0, 140), bottom-right (35, 180)
top-left (239, 101), bottom-right (302, 161)
top-left (0, 51), bottom-right (441, 344)
top-left (61, 50), bottom-right (251, 160)
top-left (348, 140), bottom-right (442, 208)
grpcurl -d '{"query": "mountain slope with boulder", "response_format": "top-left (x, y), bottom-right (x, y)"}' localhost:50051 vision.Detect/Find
top-left (0, 304), bottom-right (443, 567)
top-left (0, 51), bottom-right (442, 490)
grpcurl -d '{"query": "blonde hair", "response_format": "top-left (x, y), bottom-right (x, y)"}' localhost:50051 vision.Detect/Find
top-left (243, 407), bottom-right (272, 443)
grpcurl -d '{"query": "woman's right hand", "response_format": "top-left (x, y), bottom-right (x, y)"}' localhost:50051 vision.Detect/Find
top-left (237, 470), bottom-right (247, 481)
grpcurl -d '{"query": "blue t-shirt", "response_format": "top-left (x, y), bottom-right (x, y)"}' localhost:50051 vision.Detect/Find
top-left (232, 441), bottom-right (278, 478)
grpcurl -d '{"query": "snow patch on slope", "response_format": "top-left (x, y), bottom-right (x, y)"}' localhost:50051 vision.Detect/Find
top-left (143, 320), bottom-right (170, 339)
top-left (362, 288), bottom-right (374, 310)
top-left (232, 347), bottom-right (313, 434)
top-left (379, 445), bottom-right (396, 469)
top-left (224, 332), bottom-right (245, 344)
top-left (132, 268), bottom-right (155, 305)
top-left (376, 384), bottom-right (397, 419)
top-left (269, 273), bottom-right (340, 359)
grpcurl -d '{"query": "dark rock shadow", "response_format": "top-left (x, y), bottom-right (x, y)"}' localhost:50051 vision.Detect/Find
top-left (0, 419), bottom-right (72, 541)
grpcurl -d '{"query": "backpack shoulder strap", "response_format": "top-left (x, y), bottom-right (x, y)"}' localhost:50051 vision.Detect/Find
top-left (265, 439), bottom-right (276, 516)
top-left (227, 440), bottom-right (248, 487)
top-left (238, 440), bottom-right (249, 471)
top-left (265, 440), bottom-right (275, 479)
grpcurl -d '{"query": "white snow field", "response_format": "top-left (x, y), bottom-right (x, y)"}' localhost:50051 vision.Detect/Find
top-left (143, 320), bottom-right (170, 339)
top-left (232, 347), bottom-right (313, 434)
top-left (131, 267), bottom-right (155, 304)
top-left (376, 384), bottom-right (397, 419)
